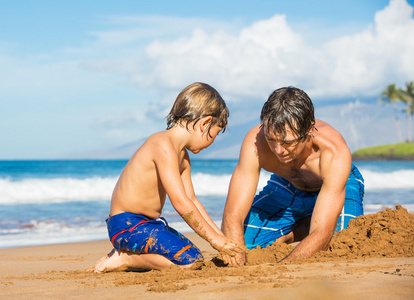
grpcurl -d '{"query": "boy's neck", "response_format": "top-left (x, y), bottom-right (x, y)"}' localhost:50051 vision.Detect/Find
top-left (166, 124), bottom-right (194, 153)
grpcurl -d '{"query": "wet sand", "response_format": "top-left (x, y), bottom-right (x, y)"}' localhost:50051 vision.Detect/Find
top-left (1, 205), bottom-right (413, 299)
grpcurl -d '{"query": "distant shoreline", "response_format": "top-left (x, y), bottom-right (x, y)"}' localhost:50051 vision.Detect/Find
top-left (352, 142), bottom-right (414, 161)
top-left (352, 154), bottom-right (414, 161)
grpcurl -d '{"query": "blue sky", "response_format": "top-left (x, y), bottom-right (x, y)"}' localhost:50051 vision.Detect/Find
top-left (1, 0), bottom-right (413, 159)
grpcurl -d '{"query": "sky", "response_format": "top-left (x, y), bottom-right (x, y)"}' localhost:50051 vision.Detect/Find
top-left (1, 0), bottom-right (414, 159)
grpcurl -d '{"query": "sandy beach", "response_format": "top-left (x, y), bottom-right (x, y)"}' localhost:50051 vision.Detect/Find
top-left (1, 206), bottom-right (413, 299)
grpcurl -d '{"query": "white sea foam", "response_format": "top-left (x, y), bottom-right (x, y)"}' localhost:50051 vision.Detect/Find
top-left (191, 172), bottom-right (271, 195)
top-left (0, 219), bottom-right (217, 249)
top-left (1, 169), bottom-right (413, 205)
top-left (359, 169), bottom-right (414, 190)
top-left (0, 224), bottom-right (108, 249)
top-left (0, 177), bottom-right (117, 204)
top-left (0, 172), bottom-right (271, 205)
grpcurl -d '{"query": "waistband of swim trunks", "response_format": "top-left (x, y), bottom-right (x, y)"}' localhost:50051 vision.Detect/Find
top-left (349, 163), bottom-right (364, 182)
top-left (106, 212), bottom-right (153, 224)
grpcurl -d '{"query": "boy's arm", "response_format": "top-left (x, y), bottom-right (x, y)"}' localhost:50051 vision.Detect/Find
top-left (180, 153), bottom-right (223, 234)
top-left (153, 140), bottom-right (241, 256)
top-left (280, 148), bottom-right (351, 262)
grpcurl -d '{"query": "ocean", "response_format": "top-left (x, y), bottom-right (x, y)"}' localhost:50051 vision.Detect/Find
top-left (1, 159), bottom-right (413, 249)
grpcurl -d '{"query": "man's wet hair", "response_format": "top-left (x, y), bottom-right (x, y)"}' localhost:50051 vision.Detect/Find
top-left (260, 86), bottom-right (315, 139)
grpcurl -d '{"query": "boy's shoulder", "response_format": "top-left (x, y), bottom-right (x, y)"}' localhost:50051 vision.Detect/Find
top-left (143, 131), bottom-right (179, 155)
top-left (140, 130), bottom-right (189, 168)
top-left (146, 131), bottom-right (172, 145)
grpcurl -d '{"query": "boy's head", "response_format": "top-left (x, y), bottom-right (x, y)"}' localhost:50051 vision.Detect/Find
top-left (260, 86), bottom-right (315, 141)
top-left (167, 82), bottom-right (229, 137)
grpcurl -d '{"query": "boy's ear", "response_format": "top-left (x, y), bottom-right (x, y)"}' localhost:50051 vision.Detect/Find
top-left (200, 116), bottom-right (213, 133)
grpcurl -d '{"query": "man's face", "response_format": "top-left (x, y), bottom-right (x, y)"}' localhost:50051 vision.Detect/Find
top-left (263, 122), bottom-right (307, 163)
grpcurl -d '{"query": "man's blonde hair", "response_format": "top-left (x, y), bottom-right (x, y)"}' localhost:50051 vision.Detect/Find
top-left (166, 82), bottom-right (229, 137)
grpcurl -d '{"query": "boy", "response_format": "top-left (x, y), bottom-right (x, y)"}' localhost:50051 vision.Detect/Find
top-left (90, 82), bottom-right (242, 273)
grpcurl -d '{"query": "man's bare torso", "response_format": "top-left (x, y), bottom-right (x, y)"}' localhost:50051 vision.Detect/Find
top-left (254, 119), bottom-right (344, 192)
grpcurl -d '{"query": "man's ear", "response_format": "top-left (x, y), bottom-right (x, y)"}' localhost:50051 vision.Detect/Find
top-left (199, 116), bottom-right (213, 133)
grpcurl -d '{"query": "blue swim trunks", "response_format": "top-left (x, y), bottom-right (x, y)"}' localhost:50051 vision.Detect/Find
top-left (244, 164), bottom-right (364, 249)
top-left (106, 212), bottom-right (203, 265)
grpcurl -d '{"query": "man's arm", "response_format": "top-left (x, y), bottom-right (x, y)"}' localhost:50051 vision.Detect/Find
top-left (280, 148), bottom-right (352, 262)
top-left (221, 127), bottom-right (262, 265)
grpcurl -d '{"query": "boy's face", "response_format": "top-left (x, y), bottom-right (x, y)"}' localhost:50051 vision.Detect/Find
top-left (189, 124), bottom-right (222, 154)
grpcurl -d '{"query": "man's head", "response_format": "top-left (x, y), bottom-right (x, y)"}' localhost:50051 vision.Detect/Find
top-left (260, 86), bottom-right (315, 142)
top-left (167, 82), bottom-right (229, 138)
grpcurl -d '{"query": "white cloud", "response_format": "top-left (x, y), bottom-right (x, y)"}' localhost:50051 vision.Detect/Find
top-left (319, 0), bottom-right (414, 98)
top-left (67, 0), bottom-right (413, 152)
top-left (95, 15), bottom-right (238, 42)
top-left (1, 0), bottom-right (413, 158)
top-left (83, 0), bottom-right (413, 104)
top-left (136, 15), bottom-right (313, 97)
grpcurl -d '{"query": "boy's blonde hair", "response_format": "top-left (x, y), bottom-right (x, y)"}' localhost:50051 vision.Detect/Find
top-left (166, 82), bottom-right (229, 137)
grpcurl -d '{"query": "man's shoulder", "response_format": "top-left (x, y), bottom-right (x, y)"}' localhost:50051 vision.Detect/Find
top-left (315, 121), bottom-right (352, 170)
top-left (243, 124), bottom-right (263, 141)
top-left (241, 124), bottom-right (265, 151)
top-left (239, 124), bottom-right (272, 168)
top-left (315, 119), bottom-right (342, 136)
top-left (315, 120), bottom-right (348, 148)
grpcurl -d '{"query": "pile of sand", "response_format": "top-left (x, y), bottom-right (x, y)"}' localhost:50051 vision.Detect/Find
top-left (324, 205), bottom-right (414, 259)
top-left (246, 205), bottom-right (414, 264)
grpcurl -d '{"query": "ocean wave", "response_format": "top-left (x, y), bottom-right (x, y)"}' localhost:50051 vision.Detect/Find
top-left (1, 169), bottom-right (413, 205)
top-left (359, 169), bottom-right (414, 190)
top-left (0, 177), bottom-right (116, 204)
top-left (0, 219), bottom-right (213, 249)
top-left (0, 172), bottom-right (270, 205)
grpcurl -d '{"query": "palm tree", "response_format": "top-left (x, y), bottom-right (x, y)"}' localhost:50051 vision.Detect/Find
top-left (378, 84), bottom-right (403, 142)
top-left (399, 81), bottom-right (414, 143)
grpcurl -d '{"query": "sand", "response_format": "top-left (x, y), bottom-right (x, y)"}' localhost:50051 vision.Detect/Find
top-left (1, 205), bottom-right (413, 299)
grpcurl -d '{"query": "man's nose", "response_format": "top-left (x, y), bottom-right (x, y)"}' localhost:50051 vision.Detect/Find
top-left (274, 143), bottom-right (285, 154)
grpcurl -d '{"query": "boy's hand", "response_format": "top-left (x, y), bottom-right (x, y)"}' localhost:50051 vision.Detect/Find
top-left (210, 235), bottom-right (247, 259)
top-left (221, 252), bottom-right (247, 266)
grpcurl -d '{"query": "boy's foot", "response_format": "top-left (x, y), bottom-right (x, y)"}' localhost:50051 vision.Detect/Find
top-left (86, 250), bottom-right (112, 272)
top-left (86, 248), bottom-right (128, 273)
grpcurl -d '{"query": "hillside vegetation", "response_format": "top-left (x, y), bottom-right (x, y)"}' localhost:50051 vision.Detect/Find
top-left (352, 143), bottom-right (414, 160)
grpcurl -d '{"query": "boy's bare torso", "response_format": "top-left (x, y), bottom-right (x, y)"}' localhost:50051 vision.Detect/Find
top-left (110, 132), bottom-right (186, 219)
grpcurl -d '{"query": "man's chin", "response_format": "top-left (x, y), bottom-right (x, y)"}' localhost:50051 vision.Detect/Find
top-left (276, 154), bottom-right (291, 162)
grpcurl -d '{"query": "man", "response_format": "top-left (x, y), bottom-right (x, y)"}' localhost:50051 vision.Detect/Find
top-left (221, 86), bottom-right (364, 266)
